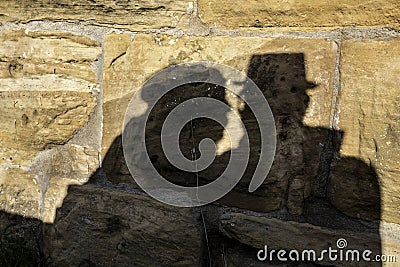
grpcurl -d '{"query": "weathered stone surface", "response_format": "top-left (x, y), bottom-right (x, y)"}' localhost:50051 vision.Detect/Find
top-left (220, 211), bottom-right (400, 266)
top-left (0, 30), bottom-right (100, 165)
top-left (328, 39), bottom-right (400, 224)
top-left (198, 0), bottom-right (400, 30)
top-left (0, 168), bottom-right (41, 218)
top-left (0, 88), bottom-right (97, 165)
top-left (0, 30), bottom-right (101, 222)
top-left (0, 30), bottom-right (100, 83)
top-left (0, 0), bottom-right (193, 31)
top-left (41, 144), bottom-right (100, 222)
top-left (287, 177), bottom-right (306, 215)
top-left (102, 33), bottom-right (336, 214)
top-left (0, 5), bottom-right (398, 267)
top-left (44, 183), bottom-right (202, 266)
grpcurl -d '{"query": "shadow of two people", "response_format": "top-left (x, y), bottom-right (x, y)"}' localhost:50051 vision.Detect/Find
top-left (0, 53), bottom-right (382, 267)
top-left (101, 53), bottom-right (382, 265)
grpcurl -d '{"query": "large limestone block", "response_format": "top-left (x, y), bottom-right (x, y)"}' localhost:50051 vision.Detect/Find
top-left (0, 0), bottom-right (194, 31)
top-left (0, 88), bottom-right (97, 165)
top-left (0, 30), bottom-right (100, 83)
top-left (0, 30), bottom-right (101, 222)
top-left (328, 39), bottom-right (400, 224)
top-left (220, 211), bottom-right (400, 267)
top-left (44, 184), bottom-right (202, 266)
top-left (198, 0), bottom-right (400, 30)
top-left (0, 30), bottom-right (100, 165)
top-left (102, 33), bottom-right (337, 213)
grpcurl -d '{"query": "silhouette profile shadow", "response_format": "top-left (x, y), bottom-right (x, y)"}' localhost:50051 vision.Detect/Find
top-left (98, 54), bottom-right (382, 266)
top-left (222, 53), bottom-right (381, 220)
top-left (215, 54), bottom-right (382, 266)
top-left (0, 54), bottom-right (382, 266)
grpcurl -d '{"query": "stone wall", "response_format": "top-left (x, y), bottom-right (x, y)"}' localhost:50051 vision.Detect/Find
top-left (0, 1), bottom-right (399, 266)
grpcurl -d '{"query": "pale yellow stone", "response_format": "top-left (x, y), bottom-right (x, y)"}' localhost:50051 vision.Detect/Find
top-left (43, 178), bottom-right (79, 223)
top-left (0, 30), bottom-right (101, 222)
top-left (0, 30), bottom-right (100, 83)
top-left (68, 144), bottom-right (100, 178)
top-left (0, 168), bottom-right (41, 218)
top-left (198, 0), bottom-right (400, 30)
top-left (0, 89), bottom-right (97, 165)
top-left (334, 39), bottom-right (400, 224)
top-left (0, 0), bottom-right (193, 31)
top-left (0, 30), bottom-right (100, 165)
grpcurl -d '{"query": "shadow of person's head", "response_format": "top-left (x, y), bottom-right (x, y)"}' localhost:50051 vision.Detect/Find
top-left (247, 53), bottom-right (316, 120)
top-left (222, 53), bottom-right (317, 195)
top-left (130, 66), bottom-right (232, 188)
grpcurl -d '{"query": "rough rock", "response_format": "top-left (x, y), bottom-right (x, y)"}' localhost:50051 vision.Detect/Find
top-left (0, 30), bottom-right (100, 165)
top-left (0, 169), bottom-right (41, 219)
top-left (0, 0), bottom-right (193, 31)
top-left (198, 0), bottom-right (400, 30)
top-left (328, 39), bottom-right (400, 224)
top-left (219, 211), bottom-right (398, 267)
top-left (41, 144), bottom-right (100, 222)
top-left (44, 183), bottom-right (202, 266)
top-left (0, 30), bottom-right (101, 222)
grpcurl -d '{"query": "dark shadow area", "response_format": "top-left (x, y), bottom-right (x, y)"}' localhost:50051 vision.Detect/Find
top-left (207, 54), bottom-right (382, 266)
top-left (0, 212), bottom-right (46, 266)
top-left (103, 81), bottom-right (231, 188)
top-left (0, 53), bottom-right (382, 266)
top-left (143, 81), bottom-right (230, 187)
top-left (99, 53), bottom-right (382, 266)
